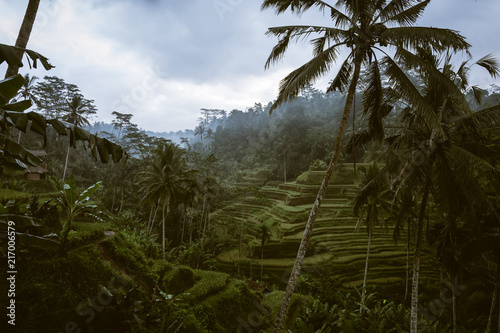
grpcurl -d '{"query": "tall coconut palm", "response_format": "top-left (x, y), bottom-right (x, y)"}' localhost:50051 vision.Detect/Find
top-left (62, 95), bottom-right (96, 181)
top-left (428, 218), bottom-right (470, 331)
top-left (384, 50), bottom-right (500, 332)
top-left (352, 162), bottom-right (391, 312)
top-left (276, 135), bottom-right (292, 183)
top-left (258, 222), bottom-right (272, 281)
top-left (4, 0), bottom-right (41, 79)
top-left (194, 124), bottom-right (205, 147)
top-left (15, 73), bottom-right (39, 105)
top-left (138, 142), bottom-right (196, 260)
top-left (261, 1), bottom-right (470, 331)
top-left (13, 73), bottom-right (39, 143)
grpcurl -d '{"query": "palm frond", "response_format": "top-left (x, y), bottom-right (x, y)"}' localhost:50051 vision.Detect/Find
top-left (381, 54), bottom-right (443, 134)
top-left (310, 27), bottom-right (349, 56)
top-left (458, 104), bottom-right (500, 130)
top-left (326, 54), bottom-right (353, 93)
top-left (329, 3), bottom-right (354, 29)
top-left (456, 59), bottom-right (471, 90)
top-left (470, 85), bottom-right (483, 106)
top-left (448, 144), bottom-right (498, 176)
top-left (443, 145), bottom-right (497, 216)
top-left (353, 163), bottom-right (388, 216)
top-left (475, 53), bottom-right (500, 79)
top-left (383, 0), bottom-right (430, 27)
top-left (340, 0), bottom-right (375, 18)
top-left (377, 0), bottom-right (419, 23)
top-left (362, 57), bottom-right (390, 140)
top-left (264, 28), bottom-right (293, 70)
top-left (270, 44), bottom-right (341, 112)
top-left (261, 0), bottom-right (335, 15)
top-left (265, 26), bottom-right (347, 69)
top-left (384, 26), bottom-right (470, 53)
top-left (345, 130), bottom-right (373, 153)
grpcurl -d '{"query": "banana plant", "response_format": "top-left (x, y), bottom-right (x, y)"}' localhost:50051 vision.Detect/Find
top-left (0, 206), bottom-right (59, 255)
top-left (0, 43), bottom-right (127, 175)
top-left (57, 176), bottom-right (102, 254)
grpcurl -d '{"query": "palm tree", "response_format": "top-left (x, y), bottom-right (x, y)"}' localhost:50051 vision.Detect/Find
top-left (384, 51), bottom-right (500, 332)
top-left (276, 135), bottom-right (292, 183)
top-left (194, 124), bottom-right (205, 147)
top-left (15, 73), bottom-right (39, 105)
top-left (261, 1), bottom-right (469, 330)
top-left (352, 162), bottom-right (391, 312)
top-left (461, 232), bottom-right (500, 333)
top-left (14, 73), bottom-right (39, 143)
top-left (62, 95), bottom-right (95, 181)
top-left (258, 222), bottom-right (272, 281)
top-left (428, 218), bottom-right (470, 332)
top-left (4, 0), bottom-right (41, 78)
top-left (138, 142), bottom-right (196, 260)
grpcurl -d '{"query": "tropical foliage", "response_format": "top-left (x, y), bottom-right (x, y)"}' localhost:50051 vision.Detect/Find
top-left (2, 1), bottom-right (500, 332)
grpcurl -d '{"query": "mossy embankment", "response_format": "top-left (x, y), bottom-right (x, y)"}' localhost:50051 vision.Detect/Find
top-left (7, 224), bottom-right (300, 332)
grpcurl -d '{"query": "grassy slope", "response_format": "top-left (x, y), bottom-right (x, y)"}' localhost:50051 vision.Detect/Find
top-left (9, 226), bottom-right (284, 332)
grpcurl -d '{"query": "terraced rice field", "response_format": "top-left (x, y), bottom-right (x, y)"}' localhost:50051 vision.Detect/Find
top-left (214, 164), bottom-right (440, 291)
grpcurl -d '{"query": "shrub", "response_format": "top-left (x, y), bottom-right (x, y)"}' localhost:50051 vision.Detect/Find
top-left (183, 270), bottom-right (230, 303)
top-left (0, 189), bottom-right (30, 204)
top-left (163, 266), bottom-right (196, 295)
top-left (309, 159), bottom-right (328, 171)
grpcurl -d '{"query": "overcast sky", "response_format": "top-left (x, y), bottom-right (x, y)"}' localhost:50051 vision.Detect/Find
top-left (1, 0), bottom-right (499, 132)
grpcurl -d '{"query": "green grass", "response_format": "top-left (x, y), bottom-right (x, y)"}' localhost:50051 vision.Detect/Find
top-left (192, 280), bottom-right (265, 332)
top-left (0, 188), bottom-right (31, 203)
top-left (183, 270), bottom-right (231, 303)
top-left (163, 266), bottom-right (196, 295)
top-left (70, 221), bottom-right (113, 248)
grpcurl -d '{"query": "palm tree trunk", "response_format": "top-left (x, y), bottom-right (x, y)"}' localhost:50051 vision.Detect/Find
top-left (119, 187), bottom-right (124, 213)
top-left (238, 209), bottom-right (245, 278)
top-left (201, 194), bottom-right (207, 243)
top-left (272, 56), bottom-right (362, 333)
top-left (487, 262), bottom-right (499, 333)
top-left (189, 216), bottom-right (193, 245)
top-left (181, 215), bottom-right (186, 246)
top-left (360, 228), bottom-right (372, 312)
top-left (486, 285), bottom-right (496, 333)
top-left (111, 187), bottom-right (116, 213)
top-left (451, 271), bottom-right (457, 333)
top-left (162, 202), bottom-right (169, 260)
top-left (283, 152), bottom-right (287, 183)
top-left (148, 201), bottom-right (159, 237)
top-left (404, 220), bottom-right (411, 303)
top-left (410, 180), bottom-right (431, 333)
top-left (62, 140), bottom-right (71, 181)
top-left (261, 244), bottom-right (264, 282)
top-left (352, 95), bottom-right (356, 174)
top-left (5, 0), bottom-right (41, 78)
top-left (147, 205), bottom-right (154, 236)
top-left (207, 203), bottom-right (210, 231)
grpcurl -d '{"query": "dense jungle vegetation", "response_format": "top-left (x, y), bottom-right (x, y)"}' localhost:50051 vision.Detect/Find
top-left (1, 1), bottom-right (500, 332)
